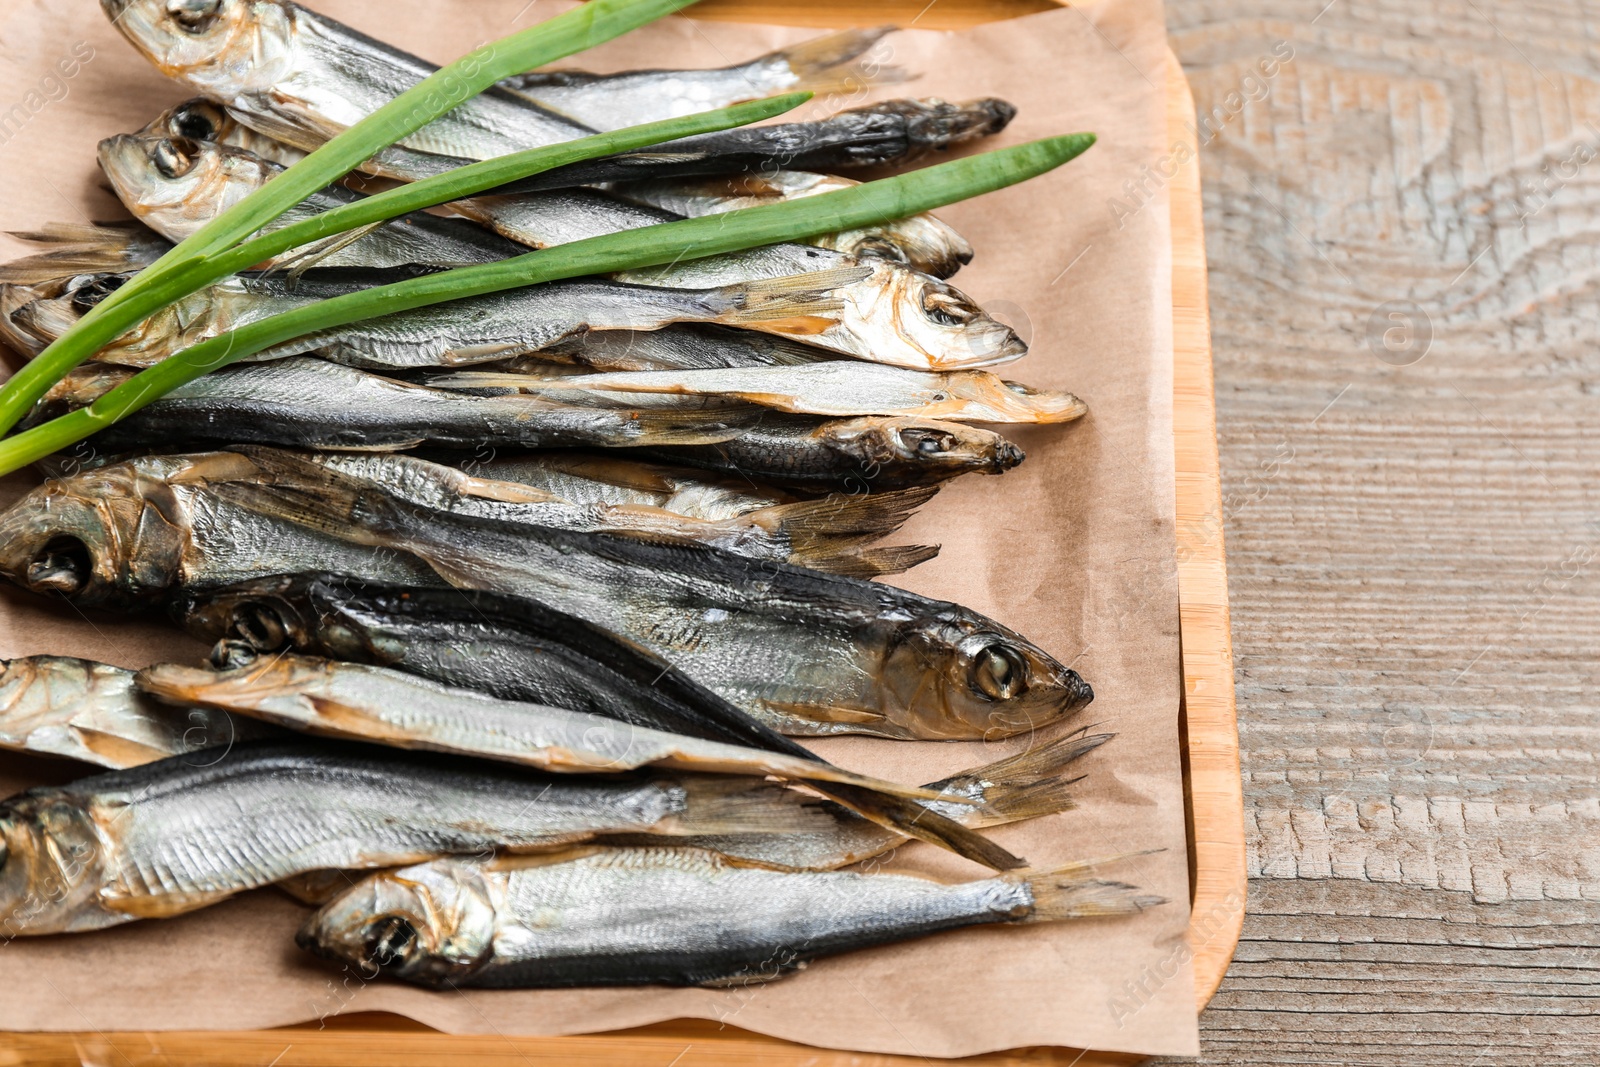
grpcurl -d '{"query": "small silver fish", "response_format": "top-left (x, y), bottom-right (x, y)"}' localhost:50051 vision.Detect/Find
top-left (447, 364), bottom-right (1088, 425)
top-left (135, 654), bottom-right (956, 801)
top-left (297, 847), bottom-right (1160, 988)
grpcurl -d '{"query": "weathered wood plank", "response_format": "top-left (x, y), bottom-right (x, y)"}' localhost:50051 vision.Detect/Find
top-left (1160, 0), bottom-right (1600, 1060)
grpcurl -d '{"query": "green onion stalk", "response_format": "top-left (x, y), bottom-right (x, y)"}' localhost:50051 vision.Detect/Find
top-left (0, 0), bottom-right (702, 435)
top-left (0, 133), bottom-right (1095, 476)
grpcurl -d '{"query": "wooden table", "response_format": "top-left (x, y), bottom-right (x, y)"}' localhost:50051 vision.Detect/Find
top-left (1153, 0), bottom-right (1600, 1062)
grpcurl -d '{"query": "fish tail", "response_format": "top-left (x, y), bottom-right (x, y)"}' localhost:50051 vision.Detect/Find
top-left (671, 777), bottom-right (834, 835)
top-left (741, 485), bottom-right (940, 573)
top-left (712, 267), bottom-right (873, 326)
top-left (0, 222), bottom-right (165, 283)
top-left (811, 783), bottom-right (1028, 871)
top-left (809, 542), bottom-right (939, 578)
top-left (944, 729), bottom-right (1115, 788)
top-left (1012, 872), bottom-right (1167, 922)
top-left (922, 731), bottom-right (1114, 828)
top-left (769, 26), bottom-right (911, 94)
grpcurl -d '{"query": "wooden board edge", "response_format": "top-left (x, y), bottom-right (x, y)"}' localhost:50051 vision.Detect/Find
top-left (1165, 47), bottom-right (1246, 1010)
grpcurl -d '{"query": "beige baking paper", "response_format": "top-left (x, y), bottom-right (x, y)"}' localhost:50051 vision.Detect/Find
top-left (0, 0), bottom-right (1196, 1056)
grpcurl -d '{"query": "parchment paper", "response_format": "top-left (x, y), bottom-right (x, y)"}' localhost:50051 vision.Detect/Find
top-left (0, 0), bottom-right (1197, 1056)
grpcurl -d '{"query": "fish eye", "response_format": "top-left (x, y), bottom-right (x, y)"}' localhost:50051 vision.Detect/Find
top-left (364, 914), bottom-right (418, 968)
top-left (171, 102), bottom-right (225, 142)
top-left (230, 601), bottom-right (291, 651)
top-left (898, 427), bottom-right (956, 456)
top-left (151, 138), bottom-right (199, 181)
top-left (26, 536), bottom-right (91, 597)
top-left (970, 642), bottom-right (1027, 701)
top-left (68, 275), bottom-right (128, 315)
top-left (166, 0), bottom-right (222, 32)
top-left (920, 287), bottom-right (975, 327)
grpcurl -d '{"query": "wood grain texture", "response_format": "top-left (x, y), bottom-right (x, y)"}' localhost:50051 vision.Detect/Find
top-left (1154, 0), bottom-right (1600, 1062)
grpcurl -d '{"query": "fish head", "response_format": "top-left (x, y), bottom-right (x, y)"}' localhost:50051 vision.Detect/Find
top-left (175, 575), bottom-right (325, 666)
top-left (98, 134), bottom-right (274, 239)
top-left (297, 860), bottom-right (497, 987)
top-left (9, 271), bottom-right (185, 366)
top-left (0, 799), bottom-right (109, 936)
top-left (826, 216), bottom-right (975, 280)
top-left (819, 416), bottom-right (1025, 487)
top-left (0, 461), bottom-right (192, 611)
top-left (839, 265), bottom-right (1026, 370)
top-left (878, 609), bottom-right (1093, 740)
top-left (102, 0), bottom-right (297, 94)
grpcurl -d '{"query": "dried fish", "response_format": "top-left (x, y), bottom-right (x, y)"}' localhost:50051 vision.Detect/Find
top-left (212, 450), bottom-right (1094, 740)
top-left (28, 359), bottom-right (751, 454)
top-left (0, 222), bottom-right (171, 285)
top-left (296, 847), bottom-right (1159, 988)
top-left (129, 99), bottom-right (972, 277)
top-left (446, 364), bottom-right (1088, 425)
top-left (425, 451), bottom-right (797, 521)
top-left (135, 655), bottom-right (958, 799)
top-left (0, 740), bottom-right (837, 933)
top-left (500, 27), bottom-right (906, 129)
top-left (0, 655), bottom-right (273, 768)
top-left (641, 412), bottom-right (1027, 492)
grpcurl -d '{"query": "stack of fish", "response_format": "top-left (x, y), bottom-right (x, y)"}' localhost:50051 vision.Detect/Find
top-left (0, 0), bottom-right (1157, 990)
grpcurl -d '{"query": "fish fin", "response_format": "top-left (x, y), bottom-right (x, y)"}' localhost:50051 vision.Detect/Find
top-left (0, 222), bottom-right (158, 283)
top-left (753, 484), bottom-right (938, 541)
top-left (97, 885), bottom-right (240, 919)
top-left (916, 731), bottom-right (1114, 828)
top-left (669, 777), bottom-right (837, 835)
top-left (761, 699), bottom-right (887, 728)
top-left (932, 730), bottom-right (1115, 792)
top-left (807, 782), bottom-right (1026, 870)
top-left (828, 543), bottom-right (940, 577)
top-left (773, 26), bottom-right (910, 92)
top-left (961, 776), bottom-right (1078, 827)
top-left (695, 958), bottom-right (808, 987)
top-left (273, 221), bottom-right (389, 276)
top-left (276, 869), bottom-right (368, 906)
top-left (1010, 872), bottom-right (1167, 922)
top-left (713, 267), bottom-right (872, 326)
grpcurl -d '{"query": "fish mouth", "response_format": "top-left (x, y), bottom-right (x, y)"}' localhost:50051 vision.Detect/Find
top-left (990, 440), bottom-right (1026, 473)
top-left (23, 535), bottom-right (92, 597)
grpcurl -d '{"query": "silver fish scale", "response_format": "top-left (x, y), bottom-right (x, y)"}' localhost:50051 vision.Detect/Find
top-left (79, 748), bottom-right (691, 905)
top-left (428, 525), bottom-right (886, 729)
top-left (180, 483), bottom-right (436, 591)
top-left (286, 281), bottom-right (729, 371)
